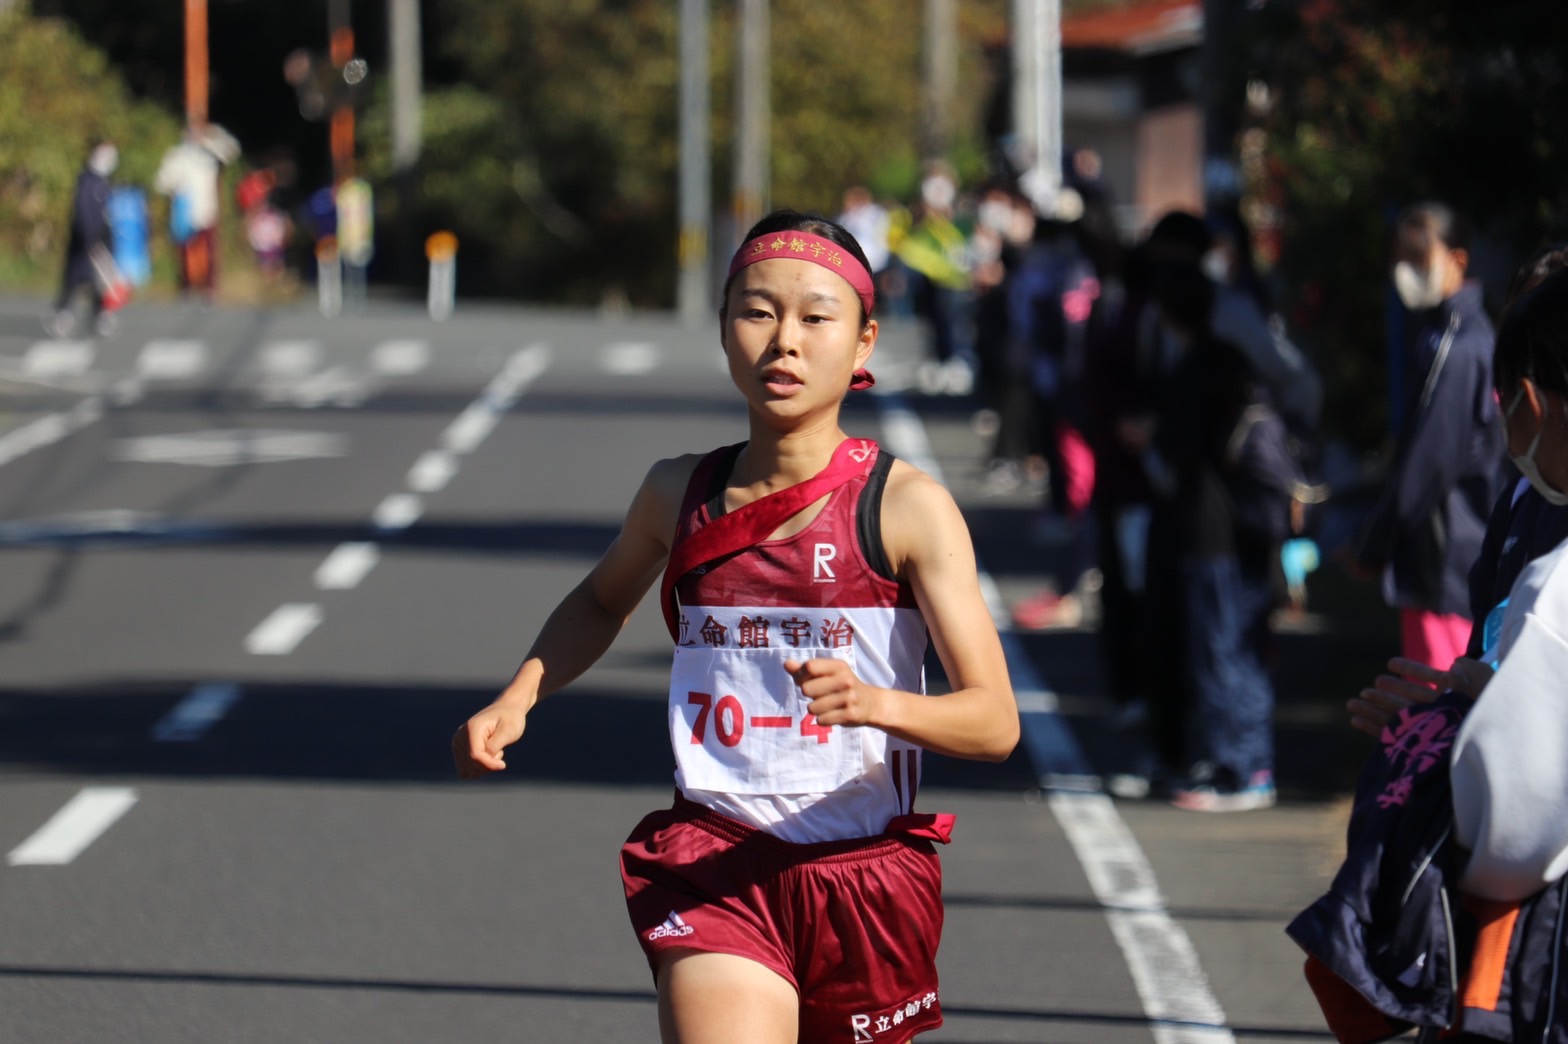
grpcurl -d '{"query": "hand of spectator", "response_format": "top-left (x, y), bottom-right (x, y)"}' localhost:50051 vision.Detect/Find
top-left (1348, 657), bottom-right (1443, 739)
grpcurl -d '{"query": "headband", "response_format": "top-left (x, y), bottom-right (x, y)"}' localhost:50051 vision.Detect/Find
top-left (727, 231), bottom-right (877, 318)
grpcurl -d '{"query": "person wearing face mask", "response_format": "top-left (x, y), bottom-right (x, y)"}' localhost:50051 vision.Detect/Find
top-left (1348, 245), bottom-right (1568, 740)
top-left (1292, 270), bottom-right (1568, 1044)
top-left (1354, 202), bottom-right (1506, 672)
top-left (46, 140), bottom-right (118, 338)
top-left (891, 163), bottom-right (974, 395)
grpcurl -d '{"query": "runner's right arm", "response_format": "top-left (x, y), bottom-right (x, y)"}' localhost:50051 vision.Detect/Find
top-left (453, 456), bottom-right (691, 777)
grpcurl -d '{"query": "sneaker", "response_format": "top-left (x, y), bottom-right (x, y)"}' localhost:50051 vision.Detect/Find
top-left (1171, 770), bottom-right (1277, 813)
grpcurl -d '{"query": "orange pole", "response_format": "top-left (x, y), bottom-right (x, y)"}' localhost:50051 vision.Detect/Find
top-left (184, 0), bottom-right (208, 128)
top-left (331, 107), bottom-right (355, 182)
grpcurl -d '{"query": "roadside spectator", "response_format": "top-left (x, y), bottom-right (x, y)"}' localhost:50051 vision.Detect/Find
top-left (1353, 203), bottom-right (1506, 670)
top-left (155, 126), bottom-right (236, 301)
top-left (892, 162), bottom-right (974, 395)
top-left (47, 140), bottom-right (117, 338)
top-left (1346, 245), bottom-right (1568, 739)
top-left (1153, 259), bottom-right (1294, 812)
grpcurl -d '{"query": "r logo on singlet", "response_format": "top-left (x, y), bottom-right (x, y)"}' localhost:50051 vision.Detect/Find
top-left (814, 543), bottom-right (837, 583)
top-left (850, 1013), bottom-right (874, 1042)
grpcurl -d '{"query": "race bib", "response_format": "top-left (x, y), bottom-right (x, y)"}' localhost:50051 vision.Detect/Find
top-left (669, 644), bottom-right (867, 794)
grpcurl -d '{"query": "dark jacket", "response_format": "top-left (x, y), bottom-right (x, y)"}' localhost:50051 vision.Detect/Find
top-left (1465, 480), bottom-right (1568, 657)
top-left (1357, 284), bottom-right (1506, 617)
top-left (1289, 694), bottom-right (1568, 1043)
top-left (66, 168), bottom-right (112, 257)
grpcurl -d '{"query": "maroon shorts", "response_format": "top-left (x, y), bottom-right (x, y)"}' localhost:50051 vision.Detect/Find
top-left (621, 794), bottom-right (951, 1043)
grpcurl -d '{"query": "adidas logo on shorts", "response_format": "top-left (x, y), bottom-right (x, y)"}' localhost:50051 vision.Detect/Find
top-left (647, 910), bottom-right (695, 941)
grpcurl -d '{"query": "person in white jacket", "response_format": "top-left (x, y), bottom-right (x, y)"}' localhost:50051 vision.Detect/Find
top-left (1446, 266), bottom-right (1568, 902)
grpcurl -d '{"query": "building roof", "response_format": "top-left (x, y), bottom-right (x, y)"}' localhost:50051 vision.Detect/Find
top-left (1060, 0), bottom-right (1203, 56)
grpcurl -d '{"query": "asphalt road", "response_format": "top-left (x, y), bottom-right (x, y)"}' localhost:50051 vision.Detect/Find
top-left (0, 292), bottom-right (1386, 1043)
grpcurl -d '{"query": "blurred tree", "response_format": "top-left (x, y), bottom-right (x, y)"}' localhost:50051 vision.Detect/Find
top-left (360, 0), bottom-right (1012, 306)
top-left (0, 5), bottom-right (184, 288)
top-left (1249, 0), bottom-right (1568, 450)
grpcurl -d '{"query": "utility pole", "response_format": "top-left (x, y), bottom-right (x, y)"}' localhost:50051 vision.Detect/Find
top-left (677, 0), bottom-right (712, 323)
top-left (1011, 0), bottom-right (1062, 200)
top-left (389, 0), bottom-right (423, 283)
top-left (731, 0), bottom-right (769, 244)
top-left (389, 0), bottom-right (422, 175)
top-left (184, 0), bottom-right (208, 128)
top-left (922, 0), bottom-right (957, 163)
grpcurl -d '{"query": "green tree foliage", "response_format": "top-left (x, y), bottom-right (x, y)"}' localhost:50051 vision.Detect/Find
top-left (1251, 0), bottom-right (1568, 448)
top-left (361, 0), bottom-right (1010, 307)
top-left (0, 5), bottom-right (183, 287)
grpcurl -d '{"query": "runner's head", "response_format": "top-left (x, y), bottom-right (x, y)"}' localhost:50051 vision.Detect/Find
top-left (720, 209), bottom-right (879, 411)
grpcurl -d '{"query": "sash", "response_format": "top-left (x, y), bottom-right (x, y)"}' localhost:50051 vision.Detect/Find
top-left (660, 437), bottom-right (880, 642)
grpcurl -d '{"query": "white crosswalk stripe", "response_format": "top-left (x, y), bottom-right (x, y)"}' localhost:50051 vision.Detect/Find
top-left (137, 339), bottom-right (206, 380)
top-left (257, 340), bottom-right (321, 377)
top-left (600, 341), bottom-right (661, 376)
top-left (370, 339), bottom-right (430, 376)
top-left (23, 340), bottom-right (95, 378)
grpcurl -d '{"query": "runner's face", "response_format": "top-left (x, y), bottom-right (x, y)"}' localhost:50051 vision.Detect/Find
top-left (722, 257), bottom-right (876, 422)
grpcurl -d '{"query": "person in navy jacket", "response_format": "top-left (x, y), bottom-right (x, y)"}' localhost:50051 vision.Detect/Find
top-left (1355, 202), bottom-right (1505, 671)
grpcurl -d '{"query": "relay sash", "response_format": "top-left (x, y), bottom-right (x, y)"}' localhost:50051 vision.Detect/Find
top-left (659, 437), bottom-right (880, 643)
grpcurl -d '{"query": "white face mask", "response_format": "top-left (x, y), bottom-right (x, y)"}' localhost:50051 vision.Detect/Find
top-left (921, 176), bottom-right (956, 211)
top-left (1506, 386), bottom-right (1568, 506)
top-left (1201, 248), bottom-right (1231, 284)
top-left (978, 200), bottom-right (1012, 236)
top-left (88, 145), bottom-right (118, 177)
top-left (1393, 258), bottom-right (1445, 311)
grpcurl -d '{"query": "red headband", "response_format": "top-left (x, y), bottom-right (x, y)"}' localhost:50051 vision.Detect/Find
top-left (727, 231), bottom-right (876, 318)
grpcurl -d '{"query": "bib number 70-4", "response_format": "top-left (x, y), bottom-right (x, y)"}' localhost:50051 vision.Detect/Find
top-left (687, 691), bottom-right (833, 748)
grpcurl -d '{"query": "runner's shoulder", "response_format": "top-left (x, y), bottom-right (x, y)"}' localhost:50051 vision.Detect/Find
top-left (880, 457), bottom-right (967, 563)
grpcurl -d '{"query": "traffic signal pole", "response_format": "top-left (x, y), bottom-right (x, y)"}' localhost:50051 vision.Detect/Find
top-left (184, 0), bottom-right (208, 128)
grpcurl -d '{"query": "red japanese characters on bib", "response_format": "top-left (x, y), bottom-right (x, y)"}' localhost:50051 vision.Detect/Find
top-left (671, 611), bottom-right (867, 794)
top-left (664, 442), bottom-right (933, 842)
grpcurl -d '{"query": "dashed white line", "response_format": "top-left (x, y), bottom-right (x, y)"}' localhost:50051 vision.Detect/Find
top-left (370, 339), bottom-right (430, 376)
top-left (246, 603), bottom-right (323, 655)
top-left (372, 493), bottom-right (423, 532)
top-left (441, 403), bottom-right (499, 455)
top-left (408, 449), bottom-right (458, 493)
top-left (0, 396), bottom-right (105, 469)
top-left (8, 787), bottom-right (139, 866)
top-left (315, 541), bottom-right (381, 590)
top-left (137, 339), bottom-right (206, 380)
top-left (151, 682), bottom-right (241, 742)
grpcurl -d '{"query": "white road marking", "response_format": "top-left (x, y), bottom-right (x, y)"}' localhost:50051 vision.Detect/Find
top-left (112, 429), bottom-right (349, 467)
top-left (872, 391), bottom-right (1235, 1043)
top-left (0, 396), bottom-right (104, 469)
top-left (370, 339), bottom-right (430, 376)
top-left (152, 682), bottom-right (241, 742)
top-left (440, 402), bottom-right (499, 455)
top-left (372, 493), bottom-right (423, 531)
top-left (137, 339), bottom-right (206, 380)
top-left (23, 340), bottom-right (95, 378)
top-left (408, 449), bottom-right (458, 493)
top-left (258, 340), bottom-right (321, 377)
top-left (277, 367), bottom-right (375, 409)
top-left (600, 341), bottom-right (661, 376)
top-left (8, 787), bottom-right (139, 866)
top-left (315, 542), bottom-right (381, 589)
top-left (442, 345), bottom-right (551, 454)
top-left (246, 603), bottom-right (323, 655)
